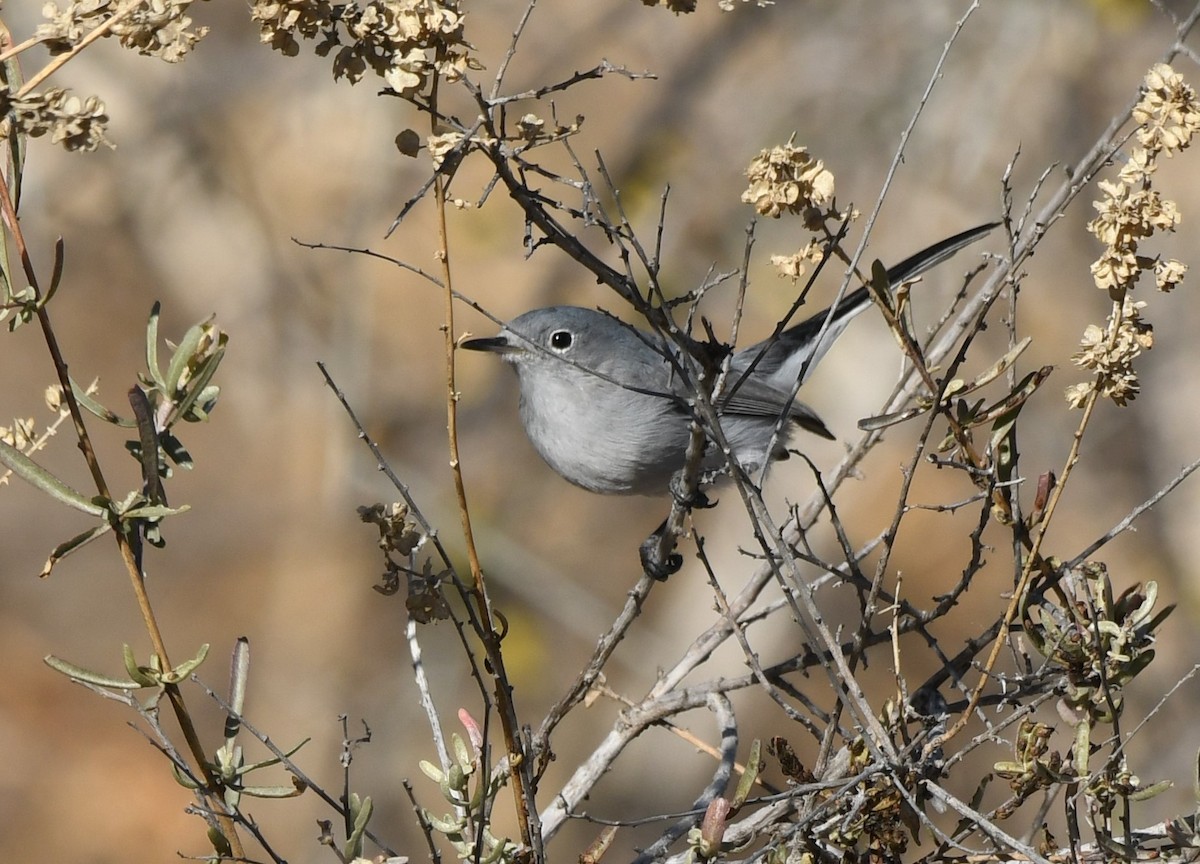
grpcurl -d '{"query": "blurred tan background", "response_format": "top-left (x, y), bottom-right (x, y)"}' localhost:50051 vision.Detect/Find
top-left (2, 1), bottom-right (1199, 861)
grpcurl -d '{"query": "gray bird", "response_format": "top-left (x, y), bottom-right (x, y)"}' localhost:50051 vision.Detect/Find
top-left (462, 223), bottom-right (995, 496)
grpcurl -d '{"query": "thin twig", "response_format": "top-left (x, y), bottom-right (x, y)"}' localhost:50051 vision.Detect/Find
top-left (408, 617), bottom-right (451, 771)
top-left (1066, 454), bottom-right (1200, 569)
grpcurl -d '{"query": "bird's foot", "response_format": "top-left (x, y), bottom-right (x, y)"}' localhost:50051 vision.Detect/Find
top-left (639, 541), bottom-right (683, 581)
top-left (639, 524), bottom-right (683, 581)
top-left (668, 477), bottom-right (715, 510)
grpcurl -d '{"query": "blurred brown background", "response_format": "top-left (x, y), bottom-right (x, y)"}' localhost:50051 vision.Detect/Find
top-left (2, 1), bottom-right (1199, 861)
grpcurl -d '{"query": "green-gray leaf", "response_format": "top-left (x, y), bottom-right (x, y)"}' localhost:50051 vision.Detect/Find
top-left (0, 439), bottom-right (105, 516)
top-left (44, 654), bottom-right (143, 690)
top-left (40, 522), bottom-right (113, 578)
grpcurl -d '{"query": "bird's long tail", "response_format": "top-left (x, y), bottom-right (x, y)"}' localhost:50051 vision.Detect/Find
top-left (742, 221), bottom-right (999, 387)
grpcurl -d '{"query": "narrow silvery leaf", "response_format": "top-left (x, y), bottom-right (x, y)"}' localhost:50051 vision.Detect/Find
top-left (44, 654), bottom-right (142, 689)
top-left (40, 522), bottom-right (112, 578)
top-left (164, 319), bottom-right (209, 397)
top-left (120, 503), bottom-right (191, 520)
top-left (70, 376), bottom-right (134, 427)
top-left (145, 302), bottom-right (165, 390)
top-left (161, 643), bottom-right (209, 684)
top-left (0, 439), bottom-right (105, 516)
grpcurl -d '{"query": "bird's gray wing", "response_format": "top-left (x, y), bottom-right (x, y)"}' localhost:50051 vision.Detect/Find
top-left (716, 375), bottom-right (834, 439)
top-left (591, 332), bottom-right (686, 397)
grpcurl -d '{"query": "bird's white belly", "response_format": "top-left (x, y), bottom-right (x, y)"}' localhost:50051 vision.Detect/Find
top-left (517, 377), bottom-right (687, 495)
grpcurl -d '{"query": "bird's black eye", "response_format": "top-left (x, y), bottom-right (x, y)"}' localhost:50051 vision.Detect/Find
top-left (549, 330), bottom-right (573, 351)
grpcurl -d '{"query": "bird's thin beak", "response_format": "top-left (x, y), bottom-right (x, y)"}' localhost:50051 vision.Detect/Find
top-left (460, 335), bottom-right (512, 354)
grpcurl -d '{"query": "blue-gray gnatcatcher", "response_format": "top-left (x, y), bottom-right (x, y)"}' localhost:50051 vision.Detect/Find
top-left (463, 223), bottom-right (995, 497)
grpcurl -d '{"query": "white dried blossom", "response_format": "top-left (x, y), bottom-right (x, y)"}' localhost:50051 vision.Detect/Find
top-left (0, 85), bottom-right (113, 152)
top-left (44, 385), bottom-right (64, 413)
top-left (1070, 65), bottom-right (1196, 408)
top-left (1068, 299), bottom-right (1153, 408)
top-left (769, 239), bottom-right (824, 283)
top-left (1086, 179), bottom-right (1180, 292)
top-left (1134, 63), bottom-right (1200, 155)
top-left (1154, 258), bottom-right (1187, 292)
top-left (517, 114), bottom-right (544, 141)
top-left (426, 131), bottom-right (463, 168)
top-left (251, 0), bottom-right (479, 96)
top-left (38, 0), bottom-right (210, 63)
top-left (1087, 180), bottom-right (1179, 249)
top-left (1117, 147), bottom-right (1156, 185)
top-left (0, 418), bottom-right (36, 449)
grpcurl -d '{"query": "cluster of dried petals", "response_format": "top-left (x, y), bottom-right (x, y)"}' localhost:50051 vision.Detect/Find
top-left (37, 0), bottom-right (210, 63)
top-left (1154, 257), bottom-right (1187, 292)
top-left (508, 114), bottom-right (580, 149)
top-left (0, 418), bottom-right (36, 450)
top-left (1066, 300), bottom-right (1153, 408)
top-left (250, 0), bottom-right (478, 97)
top-left (1085, 178), bottom-right (1183, 296)
top-left (426, 131), bottom-right (463, 168)
top-left (1133, 63), bottom-right (1200, 155)
top-left (1072, 300), bottom-right (1153, 373)
top-left (741, 140), bottom-right (834, 219)
top-left (1117, 147), bottom-right (1155, 185)
top-left (1088, 245), bottom-right (1140, 294)
top-left (517, 114), bottom-right (544, 142)
top-left (770, 239), bottom-right (825, 283)
top-left (1087, 180), bottom-right (1178, 253)
top-left (45, 385), bottom-right (65, 414)
top-left (421, 129), bottom-right (494, 169)
top-left (0, 85), bottom-right (112, 152)
top-left (1082, 66), bottom-right (1195, 295)
top-left (246, 0), bottom-right (330, 56)
top-left (741, 138), bottom-right (842, 230)
top-left (1068, 65), bottom-right (1194, 408)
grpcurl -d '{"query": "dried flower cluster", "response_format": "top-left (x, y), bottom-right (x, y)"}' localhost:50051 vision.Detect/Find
top-left (1087, 180), bottom-right (1180, 293)
top-left (741, 137), bottom-right (839, 224)
top-left (1067, 63), bottom-right (1197, 408)
top-left (250, 0), bottom-right (478, 96)
top-left (769, 238), bottom-right (825, 283)
top-left (0, 84), bottom-right (112, 152)
top-left (742, 137), bottom-right (853, 281)
top-left (8, 1), bottom-right (209, 152)
top-left (426, 130), bottom-right (464, 168)
top-left (0, 384), bottom-right (82, 489)
top-left (1133, 62), bottom-right (1200, 154)
top-left (0, 416), bottom-right (37, 450)
top-left (1065, 298), bottom-right (1153, 407)
top-left (1, 386), bottom-right (65, 450)
top-left (37, 0), bottom-right (210, 63)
